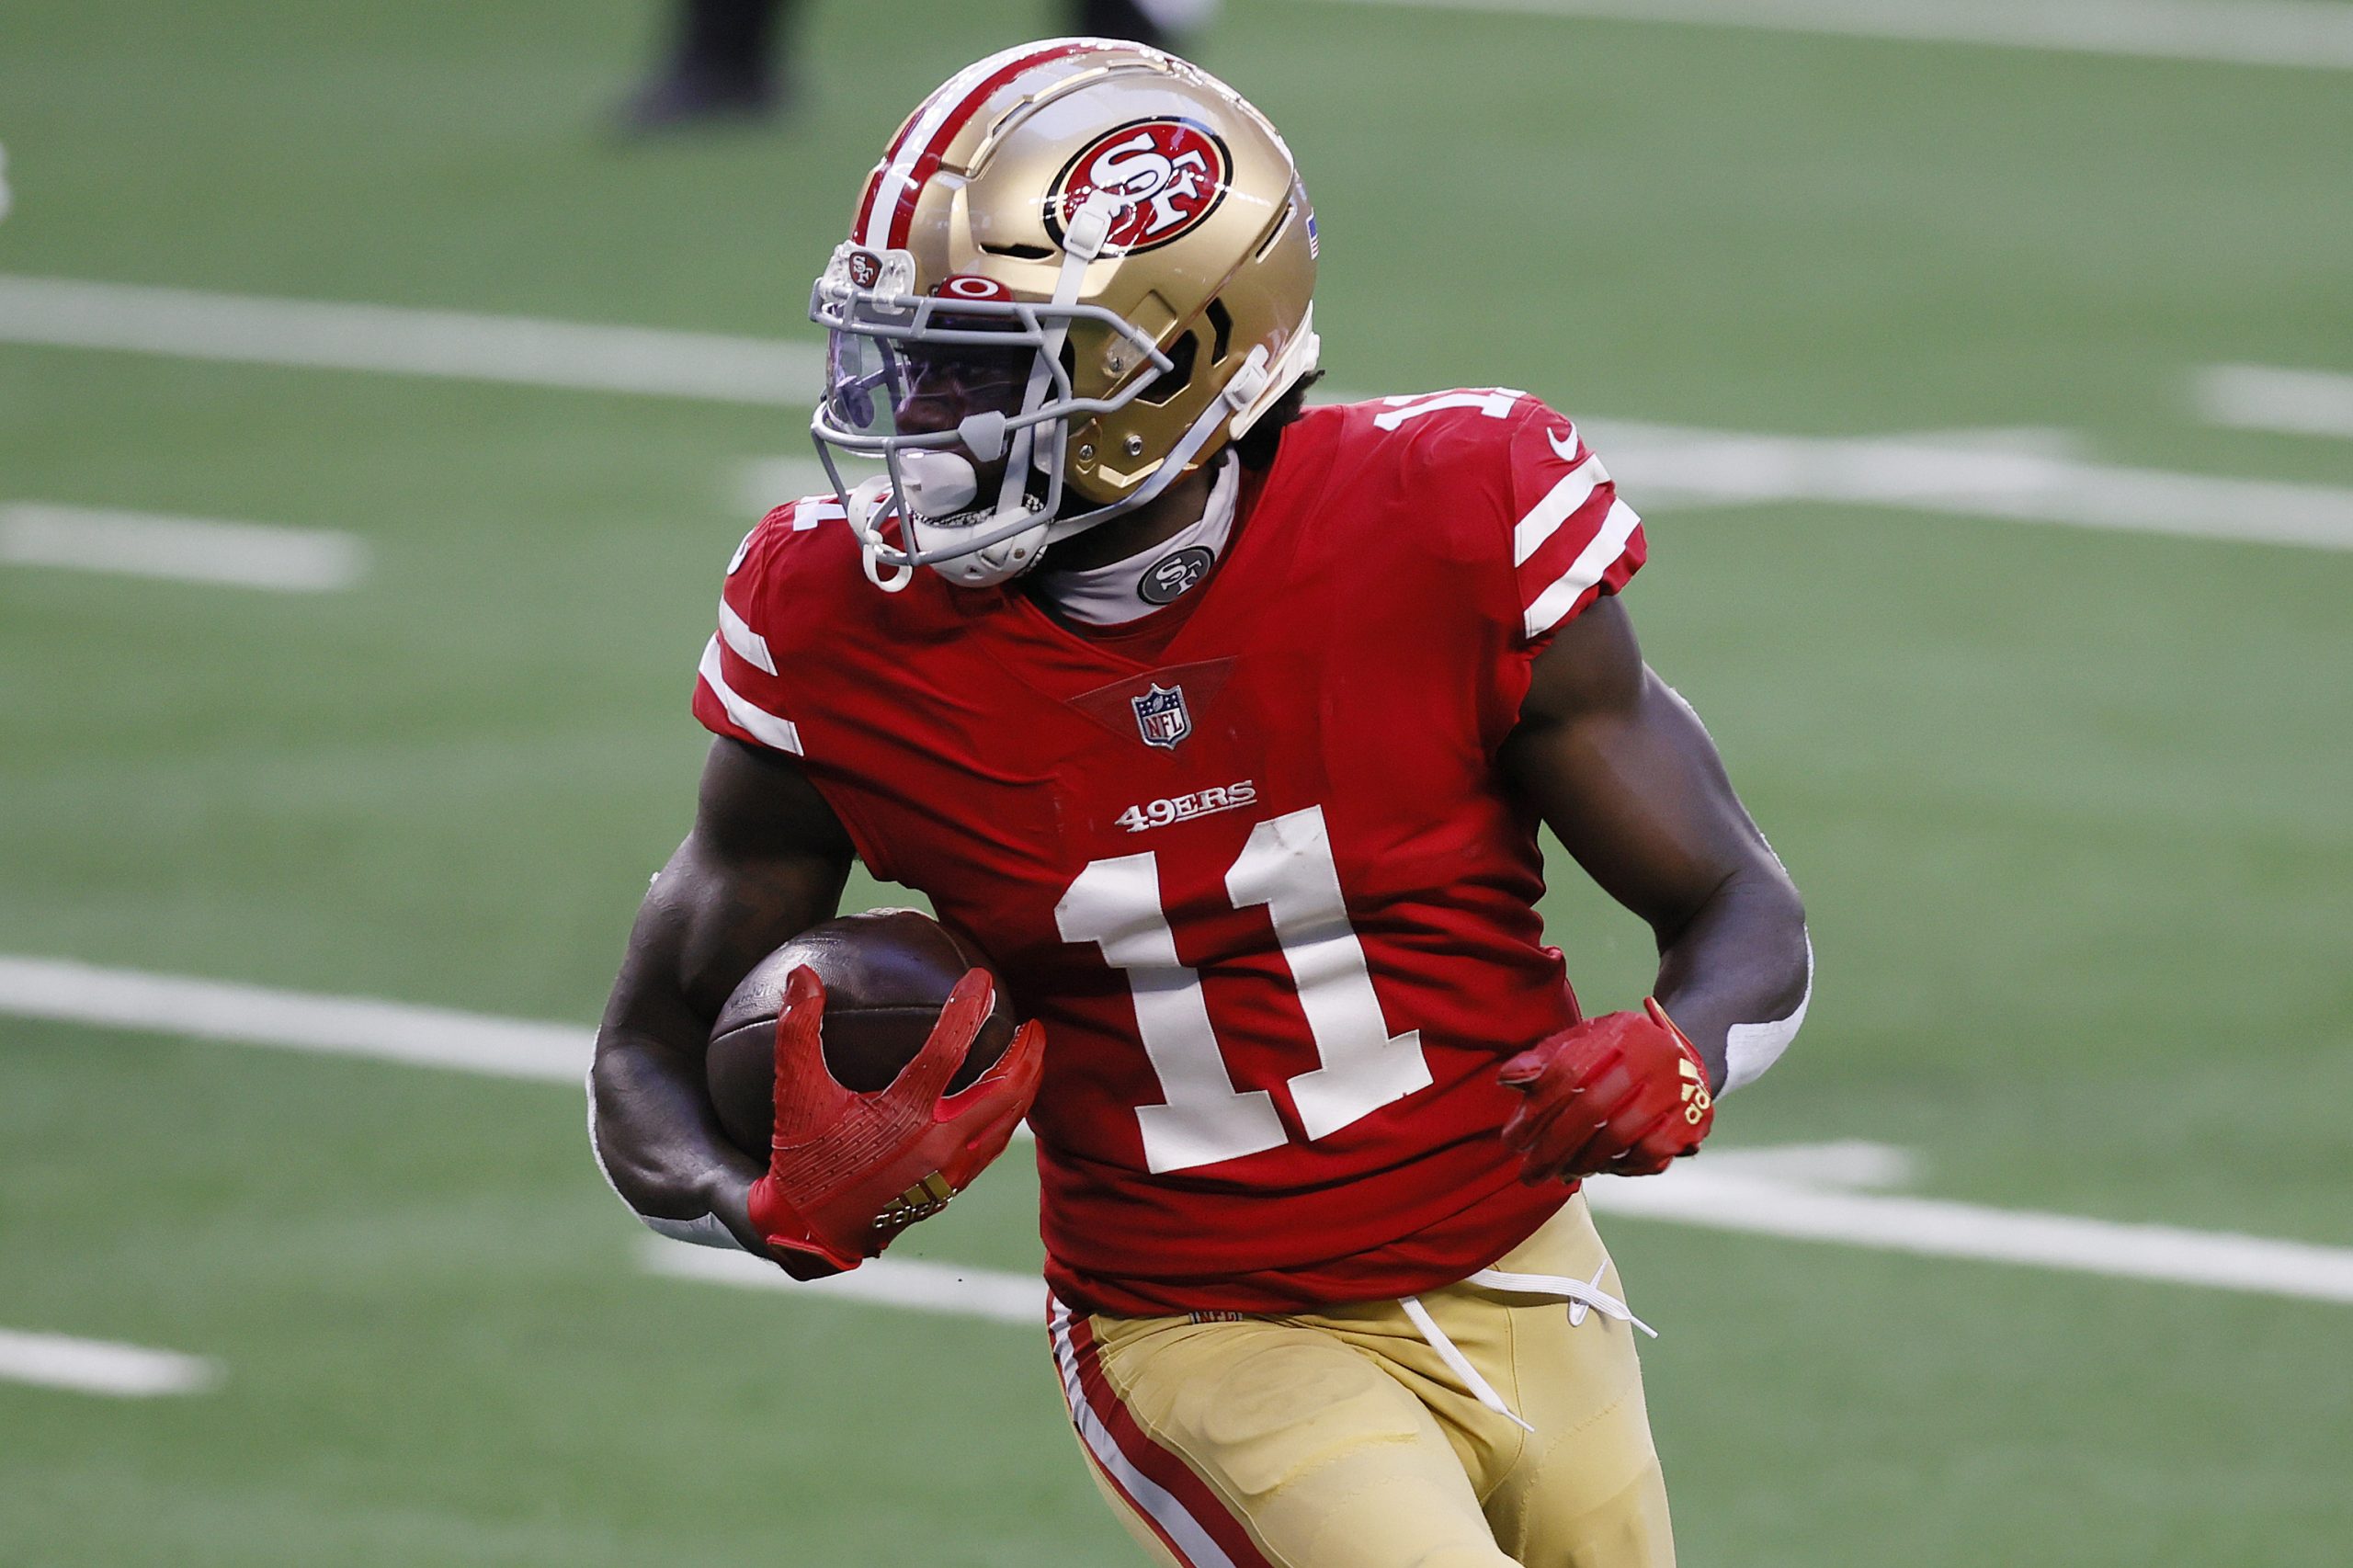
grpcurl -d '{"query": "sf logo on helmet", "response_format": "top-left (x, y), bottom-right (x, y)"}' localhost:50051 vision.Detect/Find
top-left (1050, 119), bottom-right (1232, 255)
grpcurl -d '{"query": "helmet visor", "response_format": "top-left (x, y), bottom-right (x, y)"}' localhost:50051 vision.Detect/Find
top-left (806, 256), bottom-right (1178, 572)
top-left (820, 312), bottom-right (1036, 444)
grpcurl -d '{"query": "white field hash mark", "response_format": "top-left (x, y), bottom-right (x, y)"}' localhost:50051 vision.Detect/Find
top-left (1302, 0), bottom-right (2353, 72)
top-left (7, 954), bottom-right (2353, 1309)
top-left (0, 1327), bottom-right (221, 1398)
top-left (2196, 365), bottom-right (2353, 441)
top-left (0, 504), bottom-right (368, 592)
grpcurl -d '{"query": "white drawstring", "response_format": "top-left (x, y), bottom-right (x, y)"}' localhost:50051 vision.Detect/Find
top-left (1399, 1295), bottom-right (1534, 1434)
top-left (1466, 1267), bottom-right (1656, 1338)
top-left (1400, 1265), bottom-right (1656, 1432)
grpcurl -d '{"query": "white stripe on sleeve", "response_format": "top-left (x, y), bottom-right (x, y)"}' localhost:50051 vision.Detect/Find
top-left (1522, 497), bottom-right (1643, 641)
top-left (697, 635), bottom-right (803, 755)
top-left (1512, 452), bottom-right (1609, 566)
top-left (717, 596), bottom-right (777, 675)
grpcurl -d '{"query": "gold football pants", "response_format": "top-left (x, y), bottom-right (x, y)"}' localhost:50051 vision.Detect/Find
top-left (1046, 1193), bottom-right (1674, 1568)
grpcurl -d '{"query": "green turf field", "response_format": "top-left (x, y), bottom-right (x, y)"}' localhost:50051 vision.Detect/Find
top-left (4, 2), bottom-right (2350, 1563)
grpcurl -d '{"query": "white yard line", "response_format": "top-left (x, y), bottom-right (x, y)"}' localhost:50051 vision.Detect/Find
top-left (1300, 0), bottom-right (2353, 71)
top-left (1586, 1165), bottom-right (2353, 1305)
top-left (9, 955), bottom-right (2348, 1310)
top-left (0, 503), bottom-right (368, 592)
top-left (0, 955), bottom-right (588, 1082)
top-left (646, 1144), bottom-right (2353, 1320)
top-left (4, 270), bottom-right (2341, 552)
top-left (0, 274), bottom-right (824, 404)
top-left (2196, 365), bottom-right (2353, 440)
top-left (1679, 1138), bottom-right (1916, 1190)
top-left (736, 457), bottom-right (836, 516)
top-left (744, 422), bottom-right (2353, 552)
top-left (642, 1242), bottom-right (1046, 1324)
top-left (0, 1327), bottom-right (220, 1398)
top-left (1585, 419), bottom-right (2353, 551)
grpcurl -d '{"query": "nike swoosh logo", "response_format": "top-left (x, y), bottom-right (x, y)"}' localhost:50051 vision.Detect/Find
top-left (1549, 426), bottom-right (1582, 463)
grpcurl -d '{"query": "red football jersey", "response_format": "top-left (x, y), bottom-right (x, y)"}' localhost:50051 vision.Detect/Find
top-left (694, 390), bottom-right (1646, 1315)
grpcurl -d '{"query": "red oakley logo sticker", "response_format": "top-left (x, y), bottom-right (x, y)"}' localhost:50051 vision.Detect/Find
top-left (1049, 119), bottom-right (1232, 255)
top-left (935, 273), bottom-right (1015, 301)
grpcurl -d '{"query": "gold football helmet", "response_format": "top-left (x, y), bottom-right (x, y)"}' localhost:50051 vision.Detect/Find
top-left (809, 39), bottom-right (1320, 588)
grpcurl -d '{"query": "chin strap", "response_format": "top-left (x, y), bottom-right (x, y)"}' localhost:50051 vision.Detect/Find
top-left (993, 193), bottom-right (1121, 529)
top-left (1227, 301), bottom-right (1320, 440)
top-left (850, 477), bottom-right (915, 593)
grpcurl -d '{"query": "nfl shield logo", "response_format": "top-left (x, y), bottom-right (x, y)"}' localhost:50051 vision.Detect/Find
top-left (1131, 684), bottom-right (1191, 749)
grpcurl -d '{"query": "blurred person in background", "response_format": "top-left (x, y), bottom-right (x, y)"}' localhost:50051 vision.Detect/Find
top-left (619, 0), bottom-right (1220, 131)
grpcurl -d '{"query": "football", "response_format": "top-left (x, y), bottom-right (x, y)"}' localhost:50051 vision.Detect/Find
top-left (704, 908), bottom-right (1017, 1157)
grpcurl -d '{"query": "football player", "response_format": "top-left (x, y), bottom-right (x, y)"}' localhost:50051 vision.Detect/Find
top-left (590, 40), bottom-right (1812, 1568)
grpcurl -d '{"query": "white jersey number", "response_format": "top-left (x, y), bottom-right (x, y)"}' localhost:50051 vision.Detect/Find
top-left (1054, 805), bottom-right (1433, 1174)
top-left (1370, 387), bottom-right (1526, 430)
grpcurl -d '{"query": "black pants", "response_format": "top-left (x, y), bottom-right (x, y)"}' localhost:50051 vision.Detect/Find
top-left (663, 0), bottom-right (1185, 89)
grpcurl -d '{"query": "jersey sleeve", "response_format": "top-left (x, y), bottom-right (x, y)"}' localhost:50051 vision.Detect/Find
top-left (689, 496), bottom-right (842, 757)
top-left (1497, 397), bottom-right (1644, 645)
top-left (687, 494), bottom-right (915, 881)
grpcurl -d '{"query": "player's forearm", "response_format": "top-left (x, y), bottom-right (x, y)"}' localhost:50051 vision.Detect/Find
top-left (586, 851), bottom-right (762, 1233)
top-left (1648, 866), bottom-right (1810, 1093)
top-left (590, 1018), bottom-right (763, 1230)
top-left (585, 828), bottom-right (844, 1246)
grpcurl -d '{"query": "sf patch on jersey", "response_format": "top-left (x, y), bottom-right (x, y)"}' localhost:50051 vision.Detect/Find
top-left (694, 390), bottom-right (1645, 1316)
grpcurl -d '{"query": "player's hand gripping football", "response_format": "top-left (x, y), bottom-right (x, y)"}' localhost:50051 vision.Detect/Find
top-left (1497, 999), bottom-right (1715, 1183)
top-left (747, 965), bottom-right (1044, 1274)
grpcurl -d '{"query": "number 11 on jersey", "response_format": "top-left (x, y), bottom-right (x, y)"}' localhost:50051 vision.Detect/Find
top-left (1055, 805), bottom-right (1434, 1174)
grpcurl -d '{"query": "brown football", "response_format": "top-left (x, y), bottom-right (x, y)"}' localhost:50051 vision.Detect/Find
top-left (704, 908), bottom-right (1016, 1158)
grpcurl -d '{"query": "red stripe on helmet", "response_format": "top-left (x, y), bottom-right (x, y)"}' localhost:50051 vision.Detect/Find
top-left (850, 166), bottom-right (882, 236)
top-left (853, 40), bottom-right (1115, 252)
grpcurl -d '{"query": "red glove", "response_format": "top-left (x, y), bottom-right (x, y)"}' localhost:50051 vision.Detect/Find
top-left (747, 965), bottom-right (1044, 1272)
top-left (1497, 998), bottom-right (1715, 1183)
